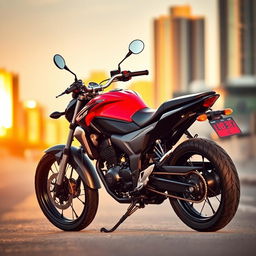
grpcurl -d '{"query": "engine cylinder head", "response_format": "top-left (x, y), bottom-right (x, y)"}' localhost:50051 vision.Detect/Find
top-left (99, 139), bottom-right (117, 165)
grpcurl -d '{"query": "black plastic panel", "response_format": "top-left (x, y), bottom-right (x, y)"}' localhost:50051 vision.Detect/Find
top-left (111, 122), bottom-right (157, 155)
top-left (92, 117), bottom-right (140, 135)
top-left (65, 98), bottom-right (87, 123)
top-left (132, 91), bottom-right (216, 127)
top-left (111, 123), bottom-right (157, 173)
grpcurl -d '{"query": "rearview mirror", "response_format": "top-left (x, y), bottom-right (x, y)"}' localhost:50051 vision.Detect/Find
top-left (53, 54), bottom-right (66, 69)
top-left (53, 54), bottom-right (78, 81)
top-left (129, 39), bottom-right (144, 54)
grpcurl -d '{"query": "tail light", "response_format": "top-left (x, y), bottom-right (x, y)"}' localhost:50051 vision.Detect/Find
top-left (203, 95), bottom-right (219, 108)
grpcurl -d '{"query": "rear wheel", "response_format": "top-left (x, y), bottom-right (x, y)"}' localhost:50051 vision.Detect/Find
top-left (169, 138), bottom-right (240, 232)
top-left (35, 153), bottom-right (98, 231)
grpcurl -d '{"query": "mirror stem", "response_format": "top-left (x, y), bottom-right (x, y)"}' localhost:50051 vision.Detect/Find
top-left (118, 51), bottom-right (132, 72)
top-left (65, 66), bottom-right (78, 81)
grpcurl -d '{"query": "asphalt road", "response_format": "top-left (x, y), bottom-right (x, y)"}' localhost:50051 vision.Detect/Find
top-left (0, 156), bottom-right (256, 256)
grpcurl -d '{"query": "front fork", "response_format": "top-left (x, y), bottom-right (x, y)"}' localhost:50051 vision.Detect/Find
top-left (56, 98), bottom-right (83, 187)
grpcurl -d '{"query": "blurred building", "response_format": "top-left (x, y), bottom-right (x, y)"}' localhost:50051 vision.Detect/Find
top-left (23, 100), bottom-right (45, 147)
top-left (44, 118), bottom-right (59, 146)
top-left (44, 117), bottom-right (69, 146)
top-left (219, 0), bottom-right (256, 83)
top-left (0, 68), bottom-right (72, 156)
top-left (218, 0), bottom-right (256, 135)
top-left (216, 0), bottom-right (256, 162)
top-left (154, 15), bottom-right (172, 107)
top-left (154, 5), bottom-right (205, 106)
top-left (129, 81), bottom-right (154, 108)
top-left (0, 69), bottom-right (19, 139)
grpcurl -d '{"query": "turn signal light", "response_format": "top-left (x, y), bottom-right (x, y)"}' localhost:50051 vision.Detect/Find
top-left (224, 108), bottom-right (233, 115)
top-left (197, 114), bottom-right (208, 121)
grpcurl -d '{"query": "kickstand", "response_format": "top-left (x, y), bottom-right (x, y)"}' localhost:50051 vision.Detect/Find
top-left (100, 200), bottom-right (143, 233)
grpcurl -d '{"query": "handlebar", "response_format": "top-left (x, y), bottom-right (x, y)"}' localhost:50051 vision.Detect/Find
top-left (116, 70), bottom-right (149, 82)
top-left (129, 70), bottom-right (149, 77)
top-left (86, 70), bottom-right (149, 92)
top-left (102, 73), bottom-right (123, 88)
top-left (56, 70), bottom-right (149, 97)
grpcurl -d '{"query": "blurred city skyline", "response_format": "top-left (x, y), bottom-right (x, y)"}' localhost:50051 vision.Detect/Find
top-left (0, 0), bottom-right (218, 112)
top-left (1, 0), bottom-right (255, 160)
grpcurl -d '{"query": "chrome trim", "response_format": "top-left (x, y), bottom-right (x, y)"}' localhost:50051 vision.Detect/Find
top-left (90, 134), bottom-right (99, 147)
top-left (158, 148), bottom-right (173, 166)
top-left (76, 108), bottom-right (88, 122)
top-left (101, 74), bottom-right (122, 89)
top-left (90, 122), bottom-right (101, 133)
top-left (155, 140), bottom-right (165, 155)
top-left (135, 164), bottom-right (155, 191)
top-left (74, 127), bottom-right (94, 159)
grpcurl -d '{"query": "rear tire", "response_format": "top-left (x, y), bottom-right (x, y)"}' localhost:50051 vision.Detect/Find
top-left (35, 153), bottom-right (98, 231)
top-left (169, 138), bottom-right (240, 232)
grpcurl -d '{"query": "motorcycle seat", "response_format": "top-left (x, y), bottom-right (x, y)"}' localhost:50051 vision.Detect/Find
top-left (132, 91), bottom-right (216, 127)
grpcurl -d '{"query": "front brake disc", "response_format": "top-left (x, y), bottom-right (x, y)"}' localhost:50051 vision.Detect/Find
top-left (47, 173), bottom-right (72, 210)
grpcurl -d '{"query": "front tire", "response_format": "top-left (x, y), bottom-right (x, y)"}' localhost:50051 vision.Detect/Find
top-left (35, 153), bottom-right (99, 231)
top-left (169, 138), bottom-right (240, 232)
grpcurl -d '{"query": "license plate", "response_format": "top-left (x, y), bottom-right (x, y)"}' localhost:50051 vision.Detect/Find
top-left (210, 117), bottom-right (241, 138)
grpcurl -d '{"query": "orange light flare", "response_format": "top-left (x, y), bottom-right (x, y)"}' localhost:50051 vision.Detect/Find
top-left (224, 108), bottom-right (233, 115)
top-left (196, 113), bottom-right (208, 122)
top-left (0, 72), bottom-right (13, 137)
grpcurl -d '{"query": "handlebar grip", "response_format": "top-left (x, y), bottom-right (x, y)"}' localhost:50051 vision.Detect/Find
top-left (130, 70), bottom-right (149, 77)
top-left (66, 80), bottom-right (84, 94)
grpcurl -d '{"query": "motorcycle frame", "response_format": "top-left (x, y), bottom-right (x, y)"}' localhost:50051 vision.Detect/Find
top-left (53, 92), bottom-right (217, 203)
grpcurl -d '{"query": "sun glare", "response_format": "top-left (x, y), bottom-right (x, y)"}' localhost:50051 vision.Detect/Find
top-left (0, 72), bottom-right (13, 136)
top-left (24, 100), bottom-right (37, 109)
top-left (0, 127), bottom-right (7, 137)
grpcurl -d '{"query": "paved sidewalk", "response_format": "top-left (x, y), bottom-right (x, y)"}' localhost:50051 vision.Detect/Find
top-left (236, 159), bottom-right (256, 186)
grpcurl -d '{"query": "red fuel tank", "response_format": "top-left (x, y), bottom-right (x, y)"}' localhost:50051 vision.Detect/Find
top-left (83, 90), bottom-right (147, 126)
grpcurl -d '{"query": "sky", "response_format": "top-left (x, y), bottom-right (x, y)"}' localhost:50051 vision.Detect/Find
top-left (0, 0), bottom-right (218, 112)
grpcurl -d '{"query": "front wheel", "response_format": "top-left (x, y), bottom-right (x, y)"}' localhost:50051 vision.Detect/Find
top-left (35, 153), bottom-right (99, 231)
top-left (169, 138), bottom-right (240, 232)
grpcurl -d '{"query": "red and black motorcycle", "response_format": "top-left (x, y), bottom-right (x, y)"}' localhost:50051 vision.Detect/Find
top-left (35, 40), bottom-right (241, 232)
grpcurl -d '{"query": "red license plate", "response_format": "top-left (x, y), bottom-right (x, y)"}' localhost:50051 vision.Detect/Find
top-left (210, 117), bottom-right (241, 138)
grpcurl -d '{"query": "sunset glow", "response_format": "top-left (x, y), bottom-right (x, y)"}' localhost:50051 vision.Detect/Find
top-left (24, 100), bottom-right (37, 109)
top-left (0, 71), bottom-right (13, 136)
top-left (0, 127), bottom-right (7, 137)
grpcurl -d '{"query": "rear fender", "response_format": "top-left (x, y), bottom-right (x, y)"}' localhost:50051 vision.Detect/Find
top-left (150, 97), bottom-right (208, 144)
top-left (45, 145), bottom-right (101, 189)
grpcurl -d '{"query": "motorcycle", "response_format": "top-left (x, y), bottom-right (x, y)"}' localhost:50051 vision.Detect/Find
top-left (35, 39), bottom-right (241, 232)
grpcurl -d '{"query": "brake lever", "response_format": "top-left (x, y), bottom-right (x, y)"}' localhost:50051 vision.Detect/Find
top-left (56, 91), bottom-right (66, 98)
top-left (56, 80), bottom-right (83, 98)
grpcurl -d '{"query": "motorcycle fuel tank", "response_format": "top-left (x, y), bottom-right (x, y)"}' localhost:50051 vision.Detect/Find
top-left (81, 90), bottom-right (147, 126)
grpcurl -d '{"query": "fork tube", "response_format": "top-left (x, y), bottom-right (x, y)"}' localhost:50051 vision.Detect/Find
top-left (56, 98), bottom-right (83, 186)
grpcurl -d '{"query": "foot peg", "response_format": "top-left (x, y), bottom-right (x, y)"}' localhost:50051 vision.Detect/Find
top-left (100, 200), bottom-right (144, 233)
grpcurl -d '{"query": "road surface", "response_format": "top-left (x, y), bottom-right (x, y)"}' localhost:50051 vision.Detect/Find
top-left (0, 156), bottom-right (256, 256)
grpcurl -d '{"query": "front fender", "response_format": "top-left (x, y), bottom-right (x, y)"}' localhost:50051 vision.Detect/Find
top-left (45, 145), bottom-right (101, 189)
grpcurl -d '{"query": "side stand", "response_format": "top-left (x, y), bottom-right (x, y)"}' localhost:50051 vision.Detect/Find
top-left (100, 200), bottom-right (144, 233)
